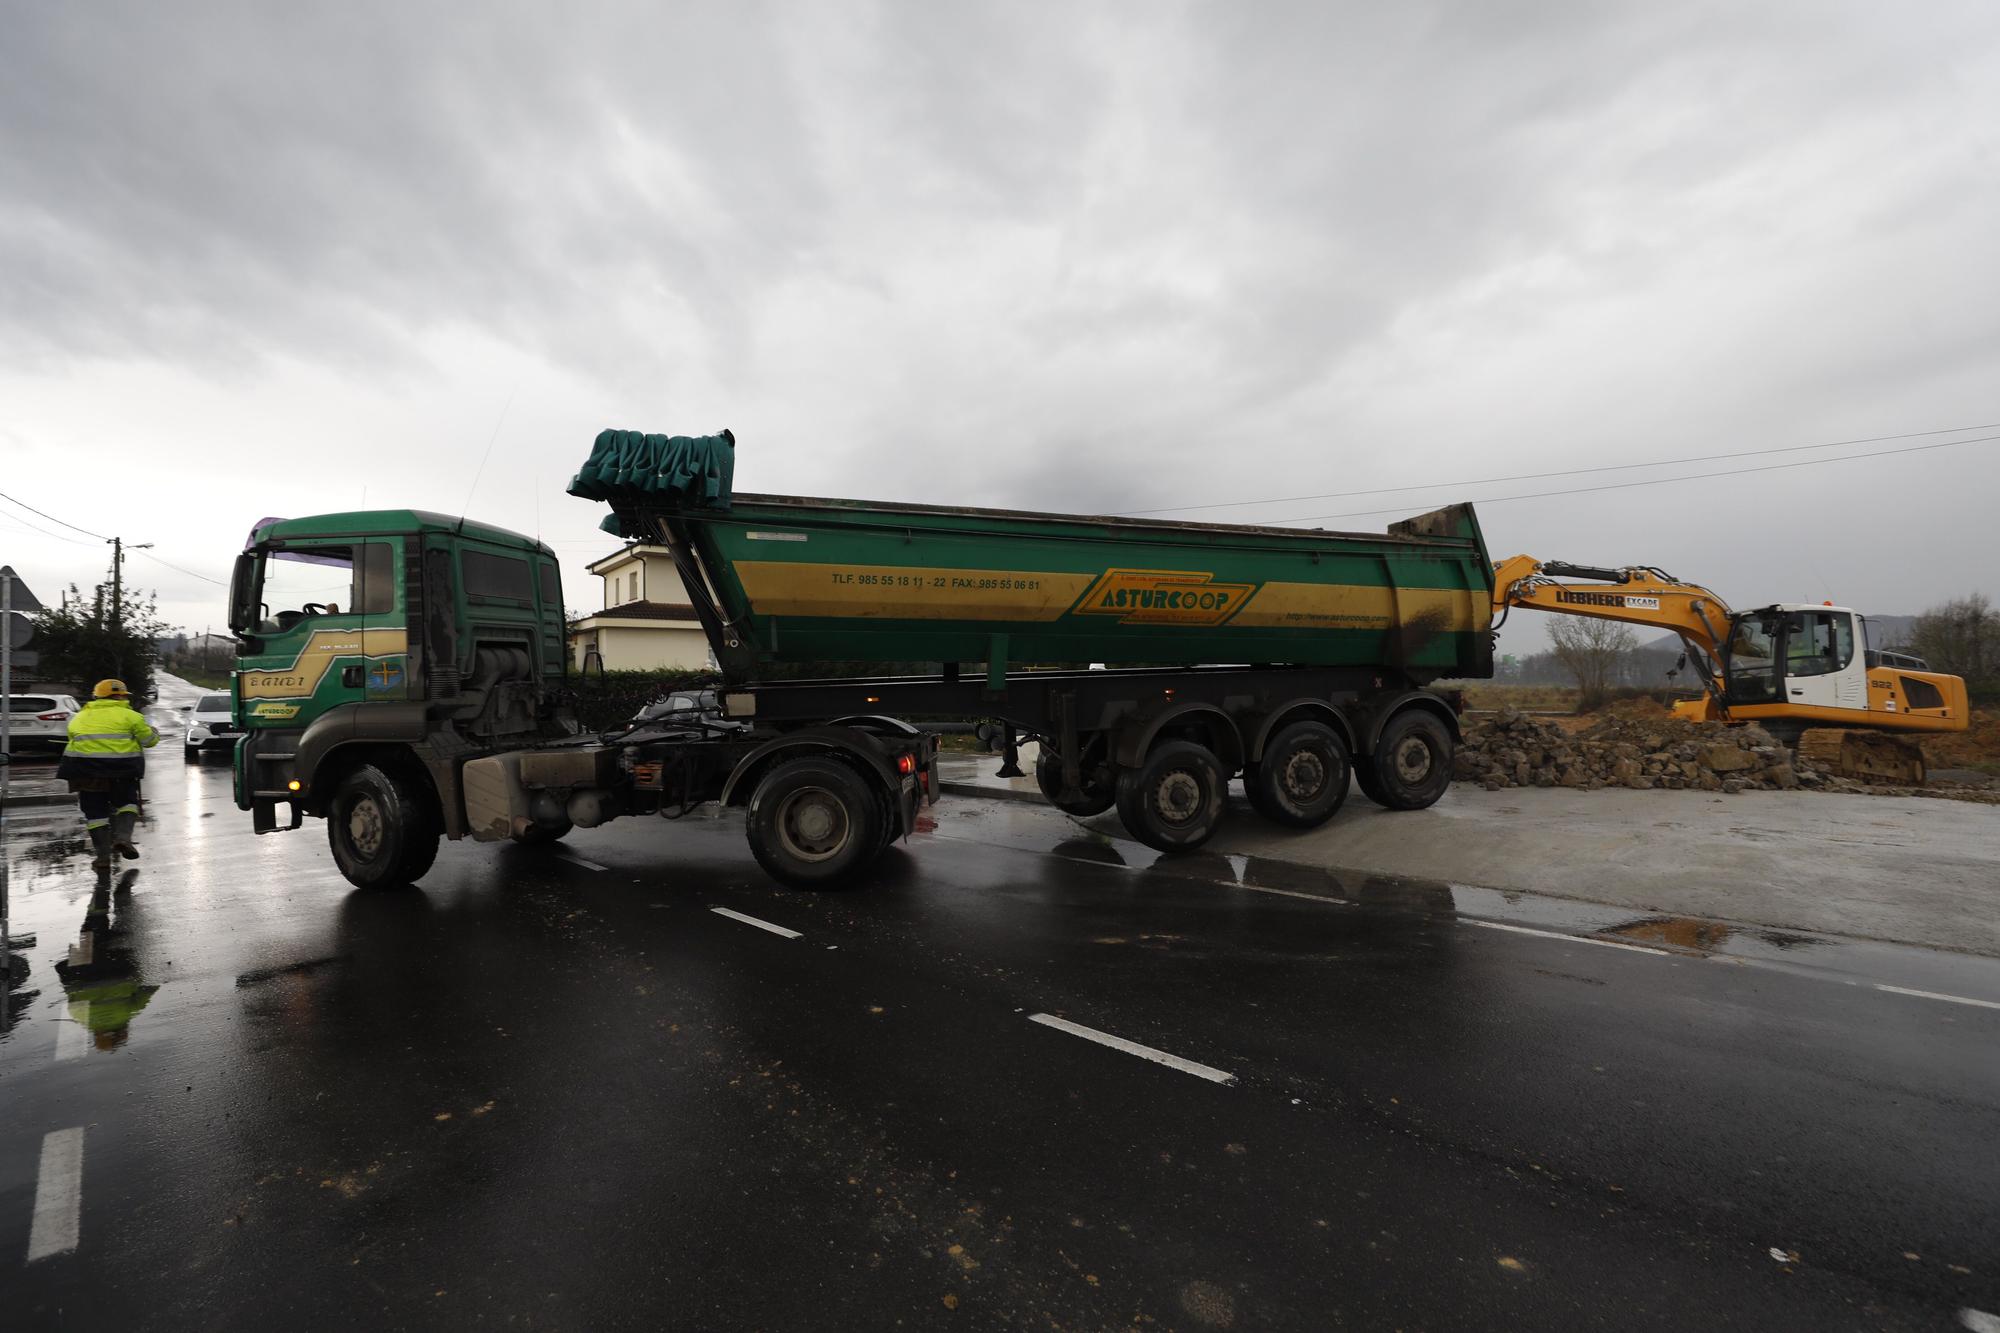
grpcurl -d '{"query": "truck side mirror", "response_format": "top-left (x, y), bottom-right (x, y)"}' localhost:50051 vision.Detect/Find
top-left (227, 552), bottom-right (258, 634)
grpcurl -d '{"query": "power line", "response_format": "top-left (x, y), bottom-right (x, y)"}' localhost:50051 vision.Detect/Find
top-left (136, 550), bottom-right (228, 587)
top-left (1117, 419), bottom-right (2000, 517)
top-left (0, 487), bottom-right (228, 585)
top-left (0, 510), bottom-right (100, 548)
top-left (1276, 431), bottom-right (2000, 525)
top-left (0, 487), bottom-right (109, 539)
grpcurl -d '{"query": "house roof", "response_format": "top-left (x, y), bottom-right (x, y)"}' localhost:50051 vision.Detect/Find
top-left (572, 600), bottom-right (703, 625)
top-left (584, 543), bottom-right (669, 574)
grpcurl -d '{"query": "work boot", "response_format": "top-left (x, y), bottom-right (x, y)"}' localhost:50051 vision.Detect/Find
top-left (87, 825), bottom-right (114, 871)
top-left (111, 811), bottom-right (140, 861)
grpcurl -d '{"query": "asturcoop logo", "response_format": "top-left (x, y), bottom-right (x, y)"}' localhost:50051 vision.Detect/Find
top-left (1071, 569), bottom-right (1257, 626)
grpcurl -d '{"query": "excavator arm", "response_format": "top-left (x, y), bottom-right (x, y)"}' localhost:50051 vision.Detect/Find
top-left (1491, 555), bottom-right (1737, 656)
top-left (1491, 554), bottom-right (1738, 711)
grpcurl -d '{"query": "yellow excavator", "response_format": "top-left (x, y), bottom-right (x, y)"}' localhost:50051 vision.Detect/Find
top-left (1490, 555), bottom-right (1970, 783)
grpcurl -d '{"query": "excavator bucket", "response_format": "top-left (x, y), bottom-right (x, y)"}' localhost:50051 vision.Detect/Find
top-left (1796, 729), bottom-right (1927, 785)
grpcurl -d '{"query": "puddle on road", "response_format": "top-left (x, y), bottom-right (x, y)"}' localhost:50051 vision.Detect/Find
top-left (928, 798), bottom-right (2000, 1004)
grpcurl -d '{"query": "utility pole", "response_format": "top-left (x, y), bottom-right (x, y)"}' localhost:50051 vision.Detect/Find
top-left (103, 537), bottom-right (153, 685)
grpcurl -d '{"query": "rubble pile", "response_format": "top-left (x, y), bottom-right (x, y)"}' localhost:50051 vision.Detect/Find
top-left (1453, 707), bottom-right (1860, 795)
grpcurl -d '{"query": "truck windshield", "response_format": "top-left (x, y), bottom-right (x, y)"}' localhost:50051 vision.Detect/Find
top-left (255, 543), bottom-right (395, 630)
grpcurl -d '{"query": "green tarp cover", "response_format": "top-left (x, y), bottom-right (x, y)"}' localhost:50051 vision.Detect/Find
top-left (568, 428), bottom-right (735, 534)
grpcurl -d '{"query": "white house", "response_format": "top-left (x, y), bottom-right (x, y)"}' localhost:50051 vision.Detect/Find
top-left (568, 545), bottom-right (713, 671)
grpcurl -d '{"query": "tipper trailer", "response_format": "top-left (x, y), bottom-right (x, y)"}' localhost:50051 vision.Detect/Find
top-left (229, 430), bottom-right (1496, 890)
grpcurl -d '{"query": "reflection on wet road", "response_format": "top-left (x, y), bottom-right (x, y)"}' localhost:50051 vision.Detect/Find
top-left (2, 740), bottom-right (1998, 1329)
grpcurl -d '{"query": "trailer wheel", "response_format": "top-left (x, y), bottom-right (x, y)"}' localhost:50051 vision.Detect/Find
top-left (327, 763), bottom-right (441, 888)
top-left (1115, 740), bottom-right (1226, 852)
top-left (1034, 747), bottom-right (1115, 817)
top-left (1247, 721), bottom-right (1351, 828)
top-left (747, 757), bottom-right (882, 889)
top-left (1365, 712), bottom-right (1453, 811)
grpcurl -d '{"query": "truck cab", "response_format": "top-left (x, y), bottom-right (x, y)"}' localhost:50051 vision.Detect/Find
top-left (227, 511), bottom-right (571, 847)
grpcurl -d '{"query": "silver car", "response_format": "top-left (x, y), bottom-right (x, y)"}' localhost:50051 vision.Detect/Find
top-left (183, 693), bottom-right (241, 761)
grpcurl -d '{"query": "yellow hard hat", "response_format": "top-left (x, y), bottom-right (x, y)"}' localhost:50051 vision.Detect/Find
top-left (92, 678), bottom-right (131, 699)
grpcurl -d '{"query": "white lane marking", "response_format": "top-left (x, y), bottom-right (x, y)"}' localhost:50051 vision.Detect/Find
top-left (709, 907), bottom-right (802, 940)
top-left (1876, 984), bottom-right (2000, 1012)
top-left (1028, 1013), bottom-right (1236, 1086)
top-left (558, 849), bottom-right (608, 872)
top-left (26, 1127), bottom-right (85, 1261)
top-left (1464, 919), bottom-right (1671, 956)
top-left (53, 1013), bottom-right (91, 1062)
top-left (1959, 1308), bottom-right (2000, 1333)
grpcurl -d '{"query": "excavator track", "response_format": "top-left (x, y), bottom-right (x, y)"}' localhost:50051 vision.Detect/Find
top-left (1795, 728), bottom-right (1927, 785)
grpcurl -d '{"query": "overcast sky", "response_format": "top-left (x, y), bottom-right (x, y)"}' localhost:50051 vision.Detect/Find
top-left (3, 1), bottom-right (1996, 659)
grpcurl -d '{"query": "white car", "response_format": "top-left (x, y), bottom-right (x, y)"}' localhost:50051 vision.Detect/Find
top-left (3, 692), bottom-right (82, 754)
top-left (183, 693), bottom-right (242, 761)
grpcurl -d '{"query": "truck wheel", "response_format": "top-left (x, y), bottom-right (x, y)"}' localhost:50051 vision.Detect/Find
top-left (1365, 712), bottom-right (1453, 811)
top-left (1247, 721), bottom-right (1350, 828)
top-left (1034, 748), bottom-right (1115, 817)
top-left (747, 757), bottom-right (883, 889)
top-left (1353, 763), bottom-right (1387, 806)
top-left (328, 763), bottom-right (441, 888)
top-left (1114, 740), bottom-right (1226, 852)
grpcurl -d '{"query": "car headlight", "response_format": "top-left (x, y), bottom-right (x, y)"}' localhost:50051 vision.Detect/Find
top-left (188, 726), bottom-right (209, 739)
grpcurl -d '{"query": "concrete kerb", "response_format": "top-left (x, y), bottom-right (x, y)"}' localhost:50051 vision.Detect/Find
top-left (0, 780), bottom-right (72, 809)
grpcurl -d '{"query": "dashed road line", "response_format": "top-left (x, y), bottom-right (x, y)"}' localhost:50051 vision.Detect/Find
top-left (710, 906), bottom-right (803, 940)
top-left (1875, 984), bottom-right (2000, 1012)
top-left (1463, 919), bottom-right (1672, 956)
top-left (558, 849), bottom-right (609, 872)
top-left (53, 1014), bottom-right (90, 1062)
top-left (1028, 1012), bottom-right (1236, 1086)
top-left (26, 1127), bottom-right (85, 1262)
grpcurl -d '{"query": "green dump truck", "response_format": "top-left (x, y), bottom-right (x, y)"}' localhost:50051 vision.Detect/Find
top-left (230, 429), bottom-right (1494, 890)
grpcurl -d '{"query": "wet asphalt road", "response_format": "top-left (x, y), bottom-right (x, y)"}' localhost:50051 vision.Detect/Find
top-left (3, 745), bottom-right (1999, 1330)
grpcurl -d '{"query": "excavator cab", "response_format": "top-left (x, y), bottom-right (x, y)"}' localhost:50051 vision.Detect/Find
top-left (1720, 606), bottom-right (1866, 713)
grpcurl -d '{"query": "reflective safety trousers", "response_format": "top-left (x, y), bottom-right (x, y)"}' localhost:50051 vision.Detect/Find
top-left (65, 699), bottom-right (160, 756)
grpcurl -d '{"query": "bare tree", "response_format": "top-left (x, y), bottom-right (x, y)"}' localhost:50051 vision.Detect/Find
top-left (1548, 618), bottom-right (1637, 709)
top-left (1908, 593), bottom-right (1998, 681)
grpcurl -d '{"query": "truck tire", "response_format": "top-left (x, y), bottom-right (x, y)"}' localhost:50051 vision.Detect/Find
top-left (1364, 712), bottom-right (1453, 811)
top-left (327, 763), bottom-right (441, 888)
top-left (1352, 763), bottom-right (1387, 806)
top-left (1034, 747), bottom-right (1115, 817)
top-left (746, 756), bottom-right (883, 889)
top-left (1114, 740), bottom-right (1226, 852)
top-left (1246, 721), bottom-right (1350, 829)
